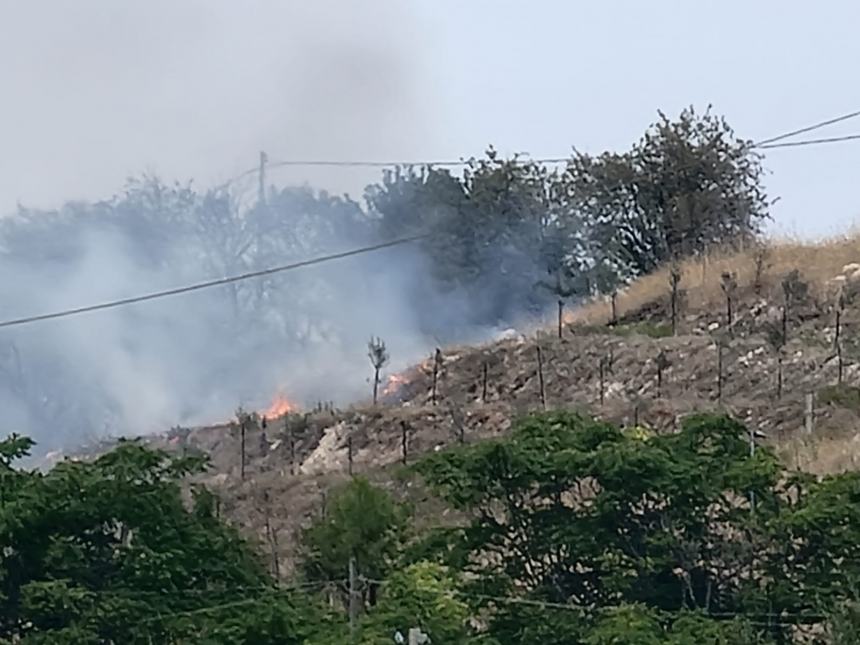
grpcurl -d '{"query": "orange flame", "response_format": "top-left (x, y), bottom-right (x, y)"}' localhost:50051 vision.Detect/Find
top-left (262, 393), bottom-right (299, 419)
top-left (383, 372), bottom-right (410, 397)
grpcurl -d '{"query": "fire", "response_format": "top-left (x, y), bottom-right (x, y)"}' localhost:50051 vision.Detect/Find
top-left (262, 393), bottom-right (299, 418)
top-left (383, 372), bottom-right (410, 397)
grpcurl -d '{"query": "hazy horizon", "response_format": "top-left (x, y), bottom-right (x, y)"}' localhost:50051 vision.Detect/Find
top-left (2, 1), bottom-right (859, 238)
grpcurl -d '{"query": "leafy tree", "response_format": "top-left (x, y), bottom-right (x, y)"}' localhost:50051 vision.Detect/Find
top-left (414, 412), bottom-right (792, 640)
top-left (561, 107), bottom-right (768, 279)
top-left (368, 337), bottom-right (390, 404)
top-left (586, 606), bottom-right (767, 645)
top-left (356, 562), bottom-right (479, 645)
top-left (300, 477), bottom-right (409, 609)
top-left (365, 150), bottom-right (585, 328)
top-left (0, 435), bottom-right (331, 643)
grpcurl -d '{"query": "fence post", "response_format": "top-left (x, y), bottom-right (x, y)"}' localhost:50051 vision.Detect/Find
top-left (805, 391), bottom-right (815, 435)
top-left (536, 345), bottom-right (546, 410)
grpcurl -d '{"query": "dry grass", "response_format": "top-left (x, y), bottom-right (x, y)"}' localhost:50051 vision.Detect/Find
top-left (569, 234), bottom-right (860, 326)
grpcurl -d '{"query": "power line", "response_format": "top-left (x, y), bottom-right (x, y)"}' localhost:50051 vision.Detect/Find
top-left (0, 234), bottom-right (429, 329)
top-left (215, 108), bottom-right (860, 187)
top-left (753, 108), bottom-right (860, 146)
top-left (756, 133), bottom-right (860, 149)
top-left (360, 578), bottom-right (826, 624)
top-left (137, 579), bottom-right (333, 625)
top-left (6, 108), bottom-right (858, 330)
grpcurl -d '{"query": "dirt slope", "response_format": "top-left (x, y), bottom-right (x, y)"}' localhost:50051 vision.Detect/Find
top-left (45, 235), bottom-right (860, 576)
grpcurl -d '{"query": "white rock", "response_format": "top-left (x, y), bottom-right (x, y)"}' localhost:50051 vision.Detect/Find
top-left (707, 322), bottom-right (720, 332)
top-left (495, 328), bottom-right (519, 341)
top-left (842, 263), bottom-right (860, 275)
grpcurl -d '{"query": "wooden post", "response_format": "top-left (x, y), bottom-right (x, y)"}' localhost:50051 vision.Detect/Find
top-left (633, 403), bottom-right (640, 427)
top-left (610, 291), bottom-right (618, 325)
top-left (717, 342), bottom-right (724, 405)
top-left (258, 151), bottom-right (267, 206)
top-left (287, 418), bottom-right (296, 476)
top-left (777, 354), bottom-right (783, 400)
top-left (348, 556), bottom-right (358, 636)
top-left (347, 436), bottom-right (354, 476)
top-left (481, 361), bottom-right (488, 402)
top-left (401, 421), bottom-right (409, 465)
top-left (240, 417), bottom-right (246, 481)
top-left (536, 345), bottom-right (546, 410)
top-left (557, 299), bottom-right (564, 339)
top-left (805, 392), bottom-right (814, 435)
top-left (262, 490), bottom-right (280, 581)
top-left (835, 308), bottom-right (842, 350)
top-left (838, 342), bottom-right (844, 385)
top-left (431, 348), bottom-right (442, 405)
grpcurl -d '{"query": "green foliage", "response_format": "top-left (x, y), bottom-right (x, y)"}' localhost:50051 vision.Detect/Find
top-left (300, 477), bottom-right (409, 599)
top-left (586, 606), bottom-right (767, 645)
top-left (414, 411), bottom-right (820, 641)
top-left (0, 436), bottom-right (331, 643)
top-left (561, 107), bottom-right (768, 278)
top-left (828, 601), bottom-right (860, 645)
top-left (356, 562), bottom-right (478, 644)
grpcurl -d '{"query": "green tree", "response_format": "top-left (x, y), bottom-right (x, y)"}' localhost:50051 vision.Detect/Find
top-left (0, 435), bottom-right (330, 644)
top-left (562, 107), bottom-right (768, 279)
top-left (414, 412), bottom-right (786, 640)
top-left (365, 150), bottom-right (583, 327)
top-left (300, 477), bottom-right (409, 609)
top-left (586, 606), bottom-right (766, 645)
top-left (356, 562), bottom-right (479, 645)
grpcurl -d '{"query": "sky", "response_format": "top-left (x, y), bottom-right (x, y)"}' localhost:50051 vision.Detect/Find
top-left (1, 0), bottom-right (859, 239)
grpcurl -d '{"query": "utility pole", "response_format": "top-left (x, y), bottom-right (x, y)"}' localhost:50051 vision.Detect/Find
top-left (349, 556), bottom-right (358, 637)
top-left (240, 415), bottom-right (246, 481)
top-left (258, 151), bottom-right (268, 207)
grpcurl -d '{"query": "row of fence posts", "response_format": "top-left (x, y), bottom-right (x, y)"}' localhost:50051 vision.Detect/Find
top-left (234, 331), bottom-right (826, 481)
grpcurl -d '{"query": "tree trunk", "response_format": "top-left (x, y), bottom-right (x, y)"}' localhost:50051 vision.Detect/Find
top-left (372, 367), bottom-right (380, 404)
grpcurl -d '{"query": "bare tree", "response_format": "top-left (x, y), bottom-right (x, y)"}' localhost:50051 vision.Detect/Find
top-left (720, 271), bottom-right (739, 336)
top-left (752, 244), bottom-right (771, 296)
top-left (536, 268), bottom-right (578, 339)
top-left (367, 336), bottom-right (389, 405)
top-left (764, 321), bottom-right (786, 400)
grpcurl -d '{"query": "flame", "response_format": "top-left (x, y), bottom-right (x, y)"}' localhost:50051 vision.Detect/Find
top-left (383, 372), bottom-right (410, 397)
top-left (262, 393), bottom-right (299, 418)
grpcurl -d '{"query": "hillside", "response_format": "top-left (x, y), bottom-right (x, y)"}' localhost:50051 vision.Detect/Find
top-left (58, 234), bottom-right (858, 579)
